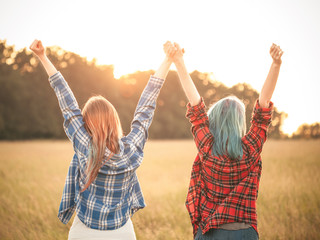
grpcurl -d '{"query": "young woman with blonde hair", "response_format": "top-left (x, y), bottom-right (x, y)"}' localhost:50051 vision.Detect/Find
top-left (30, 39), bottom-right (176, 239)
top-left (165, 42), bottom-right (283, 240)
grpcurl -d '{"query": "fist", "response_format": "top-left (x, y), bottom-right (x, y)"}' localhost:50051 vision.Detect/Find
top-left (270, 43), bottom-right (283, 65)
top-left (29, 39), bottom-right (45, 57)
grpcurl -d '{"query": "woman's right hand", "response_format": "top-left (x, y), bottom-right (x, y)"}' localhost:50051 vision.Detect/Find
top-left (29, 39), bottom-right (45, 57)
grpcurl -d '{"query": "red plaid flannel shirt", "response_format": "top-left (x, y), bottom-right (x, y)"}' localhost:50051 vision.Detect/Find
top-left (185, 98), bottom-right (273, 237)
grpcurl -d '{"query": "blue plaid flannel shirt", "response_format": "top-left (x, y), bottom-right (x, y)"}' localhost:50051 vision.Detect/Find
top-left (49, 71), bottom-right (164, 230)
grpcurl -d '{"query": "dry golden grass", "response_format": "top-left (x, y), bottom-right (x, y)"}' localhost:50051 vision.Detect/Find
top-left (0, 139), bottom-right (319, 240)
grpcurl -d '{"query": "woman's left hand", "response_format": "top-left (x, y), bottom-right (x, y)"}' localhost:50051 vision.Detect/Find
top-left (270, 43), bottom-right (283, 66)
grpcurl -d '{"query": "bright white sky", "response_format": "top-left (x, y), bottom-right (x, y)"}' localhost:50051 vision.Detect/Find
top-left (1, 0), bottom-right (320, 135)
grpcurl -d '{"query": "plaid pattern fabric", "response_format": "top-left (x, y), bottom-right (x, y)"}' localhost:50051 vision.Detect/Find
top-left (185, 98), bottom-right (273, 237)
top-left (49, 72), bottom-right (164, 230)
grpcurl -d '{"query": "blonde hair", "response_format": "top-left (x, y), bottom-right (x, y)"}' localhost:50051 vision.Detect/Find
top-left (81, 96), bottom-right (122, 192)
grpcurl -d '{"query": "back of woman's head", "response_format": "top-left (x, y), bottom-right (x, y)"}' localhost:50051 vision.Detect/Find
top-left (207, 96), bottom-right (246, 160)
top-left (81, 96), bottom-right (123, 191)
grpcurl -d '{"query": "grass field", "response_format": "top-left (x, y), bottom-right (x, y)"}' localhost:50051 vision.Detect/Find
top-left (0, 139), bottom-right (319, 240)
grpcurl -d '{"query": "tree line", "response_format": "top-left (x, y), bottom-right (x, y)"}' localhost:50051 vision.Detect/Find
top-left (0, 39), bottom-right (318, 140)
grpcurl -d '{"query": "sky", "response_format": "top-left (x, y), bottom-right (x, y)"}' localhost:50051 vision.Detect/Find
top-left (1, 0), bottom-right (320, 135)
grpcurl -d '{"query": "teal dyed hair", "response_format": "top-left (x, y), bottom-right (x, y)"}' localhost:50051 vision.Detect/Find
top-left (207, 96), bottom-right (246, 160)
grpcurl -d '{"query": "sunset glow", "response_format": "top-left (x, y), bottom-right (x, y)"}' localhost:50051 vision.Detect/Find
top-left (1, 0), bottom-right (320, 135)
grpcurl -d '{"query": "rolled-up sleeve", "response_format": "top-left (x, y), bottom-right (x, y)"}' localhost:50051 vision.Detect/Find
top-left (186, 98), bottom-right (213, 154)
top-left (126, 75), bottom-right (164, 152)
top-left (243, 99), bottom-right (273, 155)
top-left (49, 72), bottom-right (90, 156)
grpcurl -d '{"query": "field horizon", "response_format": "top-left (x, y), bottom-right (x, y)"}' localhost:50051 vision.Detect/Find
top-left (0, 139), bottom-right (319, 239)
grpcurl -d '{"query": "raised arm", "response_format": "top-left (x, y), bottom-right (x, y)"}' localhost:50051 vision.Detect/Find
top-left (259, 43), bottom-right (283, 108)
top-left (126, 43), bottom-right (175, 151)
top-left (29, 40), bottom-right (58, 77)
top-left (244, 44), bottom-right (282, 155)
top-left (153, 46), bottom-right (172, 79)
top-left (29, 39), bottom-right (89, 156)
top-left (166, 42), bottom-right (201, 106)
top-left (165, 42), bottom-right (212, 153)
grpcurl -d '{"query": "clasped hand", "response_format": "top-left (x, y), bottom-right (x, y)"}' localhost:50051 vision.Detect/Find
top-left (163, 41), bottom-right (184, 62)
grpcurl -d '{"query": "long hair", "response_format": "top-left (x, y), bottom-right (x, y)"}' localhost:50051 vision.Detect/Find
top-left (207, 96), bottom-right (246, 160)
top-left (81, 96), bottom-right (123, 192)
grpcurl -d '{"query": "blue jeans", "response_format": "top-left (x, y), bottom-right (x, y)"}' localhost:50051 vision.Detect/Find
top-left (195, 227), bottom-right (259, 240)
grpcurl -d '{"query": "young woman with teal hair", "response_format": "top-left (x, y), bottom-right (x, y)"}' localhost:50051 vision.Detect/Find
top-left (165, 42), bottom-right (283, 240)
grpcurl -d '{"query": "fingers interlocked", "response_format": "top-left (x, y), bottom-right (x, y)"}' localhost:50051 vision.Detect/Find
top-left (163, 41), bottom-right (185, 62)
top-left (163, 41), bottom-right (177, 58)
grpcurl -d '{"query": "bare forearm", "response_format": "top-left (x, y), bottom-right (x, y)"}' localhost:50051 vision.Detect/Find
top-left (259, 62), bottom-right (281, 108)
top-left (38, 55), bottom-right (58, 77)
top-left (153, 56), bottom-right (172, 79)
top-left (174, 58), bottom-right (201, 106)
